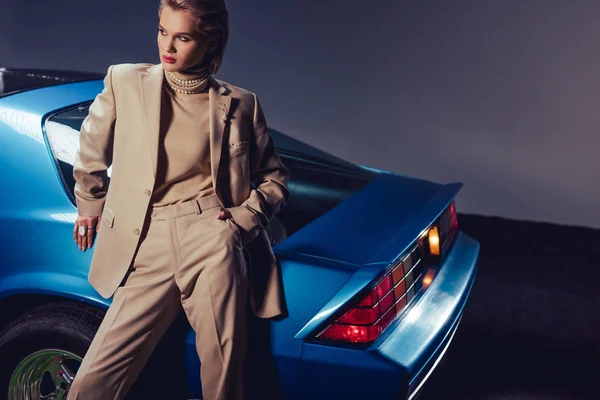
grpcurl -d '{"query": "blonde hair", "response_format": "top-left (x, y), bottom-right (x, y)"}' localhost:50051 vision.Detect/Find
top-left (158, 0), bottom-right (229, 74)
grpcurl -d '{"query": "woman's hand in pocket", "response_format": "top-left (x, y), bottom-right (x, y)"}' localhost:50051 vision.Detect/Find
top-left (216, 208), bottom-right (234, 222)
top-left (73, 215), bottom-right (101, 252)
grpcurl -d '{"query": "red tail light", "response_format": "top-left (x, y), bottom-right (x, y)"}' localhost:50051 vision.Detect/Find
top-left (313, 201), bottom-right (460, 345)
top-left (315, 242), bottom-right (425, 344)
top-left (439, 200), bottom-right (459, 257)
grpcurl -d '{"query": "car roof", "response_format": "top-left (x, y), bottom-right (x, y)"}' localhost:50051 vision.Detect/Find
top-left (0, 65), bottom-right (104, 98)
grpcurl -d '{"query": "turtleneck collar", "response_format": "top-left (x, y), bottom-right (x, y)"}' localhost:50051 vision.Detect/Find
top-left (164, 62), bottom-right (211, 95)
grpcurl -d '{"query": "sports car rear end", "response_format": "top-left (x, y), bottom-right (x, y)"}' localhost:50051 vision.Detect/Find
top-left (276, 172), bottom-right (479, 399)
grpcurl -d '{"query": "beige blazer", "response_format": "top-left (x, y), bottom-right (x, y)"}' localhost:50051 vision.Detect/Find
top-left (73, 63), bottom-right (290, 319)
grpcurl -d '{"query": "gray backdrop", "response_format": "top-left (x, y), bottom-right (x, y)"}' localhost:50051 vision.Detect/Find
top-left (1, 0), bottom-right (597, 228)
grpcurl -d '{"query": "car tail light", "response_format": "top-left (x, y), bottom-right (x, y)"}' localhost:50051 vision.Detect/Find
top-left (313, 201), bottom-right (460, 345)
top-left (425, 201), bottom-right (459, 263)
top-left (315, 242), bottom-right (426, 344)
top-left (428, 226), bottom-right (440, 256)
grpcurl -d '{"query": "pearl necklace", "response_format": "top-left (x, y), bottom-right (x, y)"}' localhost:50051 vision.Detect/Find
top-left (167, 71), bottom-right (209, 85)
top-left (167, 83), bottom-right (208, 95)
top-left (165, 68), bottom-right (211, 95)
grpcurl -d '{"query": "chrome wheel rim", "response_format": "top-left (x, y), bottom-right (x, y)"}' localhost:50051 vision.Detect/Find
top-left (8, 349), bottom-right (82, 400)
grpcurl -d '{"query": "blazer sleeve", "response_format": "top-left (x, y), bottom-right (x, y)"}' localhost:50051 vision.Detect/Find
top-left (227, 93), bottom-right (290, 244)
top-left (72, 64), bottom-right (117, 216)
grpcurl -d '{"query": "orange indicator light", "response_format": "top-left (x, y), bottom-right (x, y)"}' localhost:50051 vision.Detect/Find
top-left (428, 226), bottom-right (440, 256)
top-left (422, 269), bottom-right (436, 288)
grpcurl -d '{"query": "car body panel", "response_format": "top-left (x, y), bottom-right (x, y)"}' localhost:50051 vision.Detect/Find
top-left (0, 81), bottom-right (113, 312)
top-left (276, 174), bottom-right (456, 266)
top-left (281, 176), bottom-right (463, 341)
top-left (300, 232), bottom-right (478, 399)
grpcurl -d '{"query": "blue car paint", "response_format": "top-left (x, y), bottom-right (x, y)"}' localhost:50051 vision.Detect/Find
top-left (0, 81), bottom-right (478, 399)
top-left (285, 176), bottom-right (463, 341)
top-left (276, 173), bottom-right (446, 265)
top-left (0, 80), bottom-right (115, 309)
top-left (299, 232), bottom-right (479, 399)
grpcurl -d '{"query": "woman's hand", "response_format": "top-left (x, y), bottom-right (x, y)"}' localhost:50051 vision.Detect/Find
top-left (216, 208), bottom-right (234, 222)
top-left (73, 215), bottom-right (101, 252)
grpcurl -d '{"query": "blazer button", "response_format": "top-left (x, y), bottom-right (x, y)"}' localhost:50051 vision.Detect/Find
top-left (144, 189), bottom-right (151, 196)
top-left (133, 228), bottom-right (140, 235)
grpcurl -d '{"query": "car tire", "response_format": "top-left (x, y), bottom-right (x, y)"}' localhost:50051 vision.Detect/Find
top-left (0, 301), bottom-right (104, 400)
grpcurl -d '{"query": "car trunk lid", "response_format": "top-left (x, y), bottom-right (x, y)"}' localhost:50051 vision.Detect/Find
top-left (276, 173), bottom-right (462, 267)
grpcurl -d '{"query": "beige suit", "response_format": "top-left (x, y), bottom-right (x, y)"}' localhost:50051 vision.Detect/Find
top-left (74, 63), bottom-right (289, 319)
top-left (68, 63), bottom-right (290, 399)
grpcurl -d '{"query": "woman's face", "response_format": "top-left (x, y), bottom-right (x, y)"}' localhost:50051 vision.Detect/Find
top-left (157, 6), bottom-right (214, 72)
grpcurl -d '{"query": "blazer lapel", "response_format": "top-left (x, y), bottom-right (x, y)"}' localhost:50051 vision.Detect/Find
top-left (208, 76), bottom-right (231, 198)
top-left (140, 64), bottom-right (231, 200)
top-left (140, 63), bottom-right (163, 180)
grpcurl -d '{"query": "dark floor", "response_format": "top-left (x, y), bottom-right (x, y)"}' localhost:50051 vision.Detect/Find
top-left (419, 214), bottom-right (600, 400)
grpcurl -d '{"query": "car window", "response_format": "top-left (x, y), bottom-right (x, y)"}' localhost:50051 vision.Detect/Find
top-left (44, 102), bottom-right (112, 203)
top-left (269, 129), bottom-right (362, 172)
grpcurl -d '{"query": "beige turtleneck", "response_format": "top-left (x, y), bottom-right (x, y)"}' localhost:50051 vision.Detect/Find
top-left (150, 66), bottom-right (215, 207)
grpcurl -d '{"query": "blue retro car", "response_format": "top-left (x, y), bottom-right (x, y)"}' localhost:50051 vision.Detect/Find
top-left (0, 66), bottom-right (478, 399)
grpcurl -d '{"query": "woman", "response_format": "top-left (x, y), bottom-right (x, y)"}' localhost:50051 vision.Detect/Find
top-left (67, 0), bottom-right (290, 399)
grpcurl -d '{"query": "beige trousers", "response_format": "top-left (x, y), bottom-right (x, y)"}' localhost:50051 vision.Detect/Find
top-left (67, 193), bottom-right (249, 400)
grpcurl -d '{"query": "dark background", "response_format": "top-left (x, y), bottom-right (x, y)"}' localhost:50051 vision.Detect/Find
top-left (1, 0), bottom-right (597, 228)
top-left (2, 1), bottom-right (598, 398)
